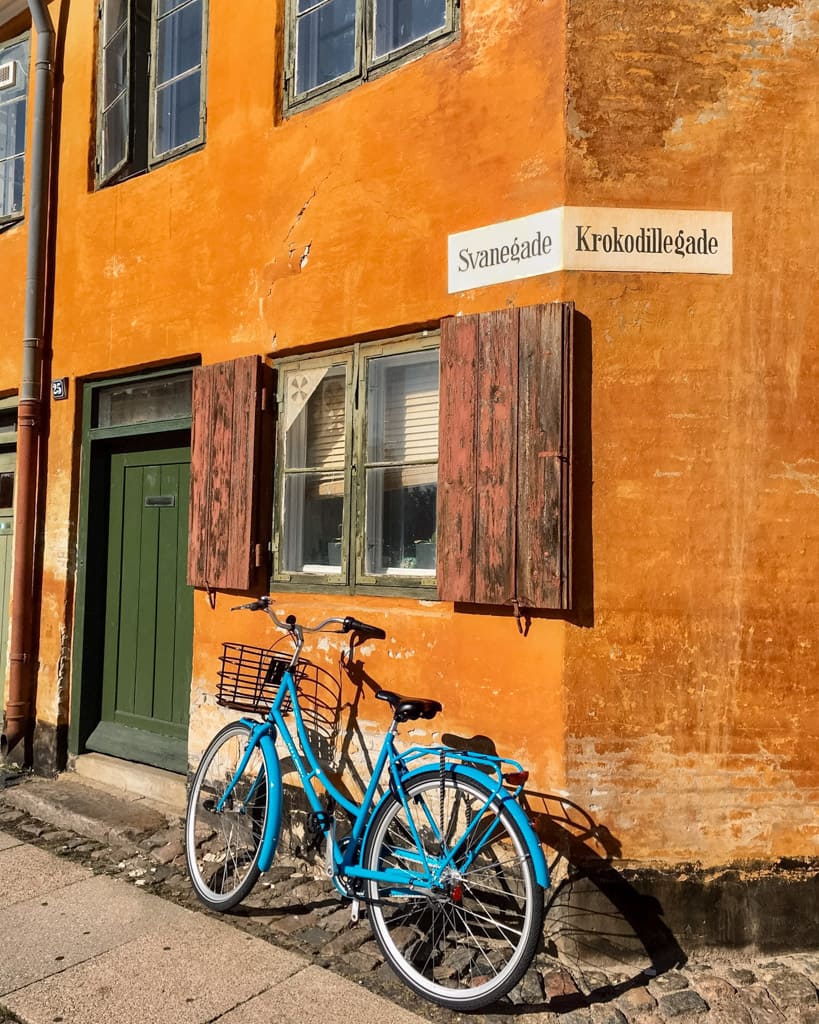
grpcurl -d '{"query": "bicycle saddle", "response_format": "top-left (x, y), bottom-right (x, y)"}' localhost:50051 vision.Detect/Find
top-left (376, 689), bottom-right (443, 723)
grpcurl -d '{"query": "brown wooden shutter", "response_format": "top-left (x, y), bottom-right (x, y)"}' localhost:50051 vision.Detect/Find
top-left (187, 355), bottom-right (275, 592)
top-left (438, 302), bottom-right (573, 610)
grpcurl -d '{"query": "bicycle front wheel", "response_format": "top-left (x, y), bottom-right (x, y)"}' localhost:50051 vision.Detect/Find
top-left (185, 722), bottom-right (268, 912)
top-left (364, 770), bottom-right (544, 1011)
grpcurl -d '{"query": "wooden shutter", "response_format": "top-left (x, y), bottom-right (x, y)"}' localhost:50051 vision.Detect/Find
top-left (187, 356), bottom-right (275, 591)
top-left (438, 303), bottom-right (573, 610)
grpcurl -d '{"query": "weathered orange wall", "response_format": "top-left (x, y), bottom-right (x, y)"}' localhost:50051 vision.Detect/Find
top-left (2, 0), bottom-right (817, 870)
top-left (561, 0), bottom-right (819, 863)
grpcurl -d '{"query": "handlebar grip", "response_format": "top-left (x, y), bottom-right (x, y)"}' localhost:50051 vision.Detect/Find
top-left (342, 616), bottom-right (386, 640)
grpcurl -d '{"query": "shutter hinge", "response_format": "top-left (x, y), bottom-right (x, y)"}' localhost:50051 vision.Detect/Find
top-left (261, 385), bottom-right (270, 412)
top-left (254, 543), bottom-right (265, 568)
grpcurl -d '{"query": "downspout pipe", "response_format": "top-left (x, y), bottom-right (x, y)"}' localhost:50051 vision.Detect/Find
top-left (1, 0), bottom-right (55, 761)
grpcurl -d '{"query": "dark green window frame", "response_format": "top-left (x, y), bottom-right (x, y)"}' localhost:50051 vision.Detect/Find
top-left (95, 0), bottom-right (209, 189)
top-left (272, 333), bottom-right (440, 597)
top-left (284, 0), bottom-right (458, 113)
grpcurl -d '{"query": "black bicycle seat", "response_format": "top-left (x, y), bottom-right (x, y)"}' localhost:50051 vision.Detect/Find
top-left (376, 689), bottom-right (442, 723)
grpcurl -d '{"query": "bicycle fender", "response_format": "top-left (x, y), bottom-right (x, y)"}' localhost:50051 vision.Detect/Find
top-left (256, 732), bottom-right (283, 873)
top-left (387, 764), bottom-right (550, 890)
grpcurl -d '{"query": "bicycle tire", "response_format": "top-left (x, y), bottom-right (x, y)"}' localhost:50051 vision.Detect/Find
top-left (185, 721), bottom-right (269, 912)
top-left (363, 769), bottom-right (544, 1011)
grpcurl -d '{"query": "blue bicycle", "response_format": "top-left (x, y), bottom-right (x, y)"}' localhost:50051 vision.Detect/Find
top-left (184, 597), bottom-right (549, 1011)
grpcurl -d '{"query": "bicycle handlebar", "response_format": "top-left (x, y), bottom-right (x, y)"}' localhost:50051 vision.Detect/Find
top-left (230, 596), bottom-right (386, 642)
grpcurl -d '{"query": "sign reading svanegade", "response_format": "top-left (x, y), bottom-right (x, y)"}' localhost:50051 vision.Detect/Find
top-left (448, 206), bottom-right (733, 292)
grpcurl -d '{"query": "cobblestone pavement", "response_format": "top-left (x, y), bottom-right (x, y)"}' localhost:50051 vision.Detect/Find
top-left (1, 800), bottom-right (818, 1024)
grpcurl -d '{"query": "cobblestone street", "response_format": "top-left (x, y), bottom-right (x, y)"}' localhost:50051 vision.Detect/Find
top-left (1, 794), bottom-right (817, 1024)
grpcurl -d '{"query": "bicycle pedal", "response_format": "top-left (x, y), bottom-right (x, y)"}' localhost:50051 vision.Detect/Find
top-left (350, 898), bottom-right (361, 924)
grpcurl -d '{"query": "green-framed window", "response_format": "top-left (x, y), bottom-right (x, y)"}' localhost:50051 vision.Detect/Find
top-left (96, 0), bottom-right (208, 188)
top-left (0, 32), bottom-right (29, 225)
top-left (285, 0), bottom-right (458, 111)
top-left (273, 335), bottom-right (440, 593)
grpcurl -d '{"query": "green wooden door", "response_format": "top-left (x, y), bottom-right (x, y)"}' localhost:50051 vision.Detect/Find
top-left (86, 445), bottom-right (192, 773)
top-left (0, 450), bottom-right (14, 695)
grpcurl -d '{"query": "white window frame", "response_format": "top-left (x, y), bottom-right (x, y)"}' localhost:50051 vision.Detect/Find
top-left (284, 0), bottom-right (458, 113)
top-left (272, 333), bottom-right (440, 594)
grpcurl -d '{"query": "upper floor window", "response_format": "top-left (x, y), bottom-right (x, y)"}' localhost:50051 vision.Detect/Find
top-left (285, 0), bottom-right (457, 111)
top-left (96, 0), bottom-right (208, 187)
top-left (0, 34), bottom-right (29, 224)
top-left (274, 337), bottom-right (440, 591)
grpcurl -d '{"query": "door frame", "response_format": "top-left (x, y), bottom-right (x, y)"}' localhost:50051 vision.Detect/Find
top-left (69, 366), bottom-right (194, 766)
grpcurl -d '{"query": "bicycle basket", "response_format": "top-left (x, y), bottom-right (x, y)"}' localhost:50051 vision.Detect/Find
top-left (217, 643), bottom-right (297, 716)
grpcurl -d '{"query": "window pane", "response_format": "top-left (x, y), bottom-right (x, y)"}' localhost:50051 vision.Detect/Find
top-left (366, 350), bottom-right (439, 464)
top-left (158, 0), bottom-right (193, 14)
top-left (0, 155), bottom-right (24, 218)
top-left (94, 374), bottom-right (192, 428)
top-left (374, 0), bottom-right (447, 57)
top-left (365, 469), bottom-right (436, 575)
top-left (295, 0), bottom-right (356, 95)
top-left (0, 97), bottom-right (26, 162)
top-left (282, 472), bottom-right (345, 572)
top-left (103, 0), bottom-right (129, 42)
top-left (154, 70), bottom-right (201, 155)
top-left (103, 23), bottom-right (128, 108)
top-left (156, 0), bottom-right (203, 85)
top-left (283, 364), bottom-right (347, 470)
top-left (101, 93), bottom-right (128, 178)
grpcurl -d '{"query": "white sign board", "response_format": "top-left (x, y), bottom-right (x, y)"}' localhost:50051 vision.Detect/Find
top-left (448, 206), bottom-right (733, 292)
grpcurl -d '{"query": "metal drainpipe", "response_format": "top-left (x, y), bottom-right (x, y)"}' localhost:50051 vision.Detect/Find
top-left (1, 0), bottom-right (55, 762)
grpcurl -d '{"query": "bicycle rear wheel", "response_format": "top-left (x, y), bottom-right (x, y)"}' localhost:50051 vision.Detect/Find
top-left (185, 722), bottom-right (268, 912)
top-left (364, 770), bottom-right (544, 1011)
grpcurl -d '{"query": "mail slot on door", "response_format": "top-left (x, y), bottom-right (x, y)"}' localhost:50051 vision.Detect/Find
top-left (144, 495), bottom-right (176, 508)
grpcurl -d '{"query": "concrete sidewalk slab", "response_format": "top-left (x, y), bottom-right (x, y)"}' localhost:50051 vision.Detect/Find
top-left (216, 965), bottom-right (428, 1024)
top-left (0, 844), bottom-right (89, 905)
top-left (0, 833), bottom-right (433, 1024)
top-left (3, 917), bottom-right (307, 1024)
top-left (0, 873), bottom-right (191, 991)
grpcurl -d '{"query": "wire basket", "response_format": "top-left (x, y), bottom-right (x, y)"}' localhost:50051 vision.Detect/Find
top-left (217, 642), bottom-right (299, 716)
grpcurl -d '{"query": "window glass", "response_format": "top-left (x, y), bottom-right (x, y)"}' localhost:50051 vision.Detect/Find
top-left (154, 70), bottom-right (201, 154)
top-left (156, 0), bottom-right (203, 84)
top-left (364, 349), bottom-right (438, 576)
top-left (94, 373), bottom-right (192, 428)
top-left (0, 37), bottom-right (29, 220)
top-left (373, 0), bottom-right (447, 57)
top-left (154, 0), bottom-right (203, 156)
top-left (295, 0), bottom-right (357, 94)
top-left (281, 364), bottom-right (348, 573)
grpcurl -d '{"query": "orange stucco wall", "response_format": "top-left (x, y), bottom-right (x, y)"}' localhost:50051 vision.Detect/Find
top-left (1, 0), bottom-right (817, 870)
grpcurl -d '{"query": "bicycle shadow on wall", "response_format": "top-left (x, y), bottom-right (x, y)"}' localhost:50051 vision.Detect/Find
top-left (276, 653), bottom-right (385, 854)
top-left (441, 733), bottom-right (686, 1013)
top-left (522, 789), bottom-right (687, 1012)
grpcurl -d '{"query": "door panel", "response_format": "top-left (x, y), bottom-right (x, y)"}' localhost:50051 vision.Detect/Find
top-left (89, 445), bottom-right (192, 771)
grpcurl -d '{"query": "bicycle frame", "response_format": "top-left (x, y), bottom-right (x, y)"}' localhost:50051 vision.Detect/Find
top-left (217, 661), bottom-right (549, 890)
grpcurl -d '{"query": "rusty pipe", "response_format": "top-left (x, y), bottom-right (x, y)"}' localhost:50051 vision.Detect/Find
top-left (1, 0), bottom-right (54, 762)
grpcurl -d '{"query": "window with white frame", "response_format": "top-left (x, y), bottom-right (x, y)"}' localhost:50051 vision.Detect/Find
top-left (274, 337), bottom-right (439, 590)
top-left (96, 0), bottom-right (207, 187)
top-left (0, 34), bottom-right (29, 224)
top-left (286, 0), bottom-right (457, 110)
